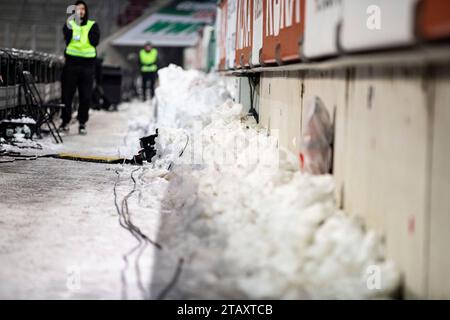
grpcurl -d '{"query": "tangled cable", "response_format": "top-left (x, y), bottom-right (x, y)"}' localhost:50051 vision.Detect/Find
top-left (113, 132), bottom-right (190, 300)
top-left (113, 167), bottom-right (163, 299)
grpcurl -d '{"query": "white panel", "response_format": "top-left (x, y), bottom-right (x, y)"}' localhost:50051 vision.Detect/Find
top-left (340, 0), bottom-right (418, 52)
top-left (251, 0), bottom-right (263, 66)
top-left (214, 6), bottom-right (222, 69)
top-left (303, 0), bottom-right (343, 59)
top-left (226, 0), bottom-right (238, 69)
top-left (238, 77), bottom-right (252, 113)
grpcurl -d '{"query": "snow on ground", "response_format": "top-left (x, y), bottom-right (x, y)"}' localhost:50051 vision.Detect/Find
top-left (0, 64), bottom-right (401, 300)
top-left (0, 101), bottom-right (155, 159)
top-left (0, 158), bottom-right (163, 299)
top-left (0, 104), bottom-right (167, 300)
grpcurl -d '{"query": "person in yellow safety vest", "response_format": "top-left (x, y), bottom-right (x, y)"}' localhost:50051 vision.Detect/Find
top-left (60, 0), bottom-right (100, 135)
top-left (140, 42), bottom-right (158, 101)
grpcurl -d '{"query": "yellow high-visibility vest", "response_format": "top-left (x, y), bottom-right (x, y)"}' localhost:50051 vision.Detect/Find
top-left (66, 20), bottom-right (96, 58)
top-left (140, 48), bottom-right (158, 72)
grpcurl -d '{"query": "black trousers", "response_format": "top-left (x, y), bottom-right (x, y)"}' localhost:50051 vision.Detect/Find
top-left (142, 72), bottom-right (157, 101)
top-left (61, 63), bottom-right (95, 125)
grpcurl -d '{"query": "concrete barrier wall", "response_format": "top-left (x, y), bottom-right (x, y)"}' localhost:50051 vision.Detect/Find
top-left (259, 71), bottom-right (303, 155)
top-left (344, 67), bottom-right (430, 298)
top-left (255, 64), bottom-right (450, 299)
top-left (428, 72), bottom-right (450, 299)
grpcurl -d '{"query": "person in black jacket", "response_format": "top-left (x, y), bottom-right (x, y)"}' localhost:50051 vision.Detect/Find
top-left (60, 0), bottom-right (100, 135)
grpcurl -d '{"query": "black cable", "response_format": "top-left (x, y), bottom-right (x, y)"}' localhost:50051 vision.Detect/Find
top-left (247, 76), bottom-right (259, 123)
top-left (114, 171), bottom-right (146, 299)
top-left (0, 158), bottom-right (16, 163)
top-left (114, 132), bottom-right (190, 299)
top-left (113, 168), bottom-right (163, 300)
top-left (167, 133), bottom-right (190, 171)
top-left (124, 173), bottom-right (162, 248)
top-left (179, 134), bottom-right (189, 158)
top-left (1, 132), bottom-right (188, 299)
top-left (0, 152), bottom-right (39, 163)
top-left (156, 258), bottom-right (184, 300)
top-left (0, 148), bottom-right (60, 164)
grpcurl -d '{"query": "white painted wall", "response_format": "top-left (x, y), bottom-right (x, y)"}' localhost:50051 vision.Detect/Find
top-left (255, 63), bottom-right (450, 299)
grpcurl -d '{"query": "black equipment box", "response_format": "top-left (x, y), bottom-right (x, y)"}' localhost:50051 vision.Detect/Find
top-left (102, 65), bottom-right (122, 105)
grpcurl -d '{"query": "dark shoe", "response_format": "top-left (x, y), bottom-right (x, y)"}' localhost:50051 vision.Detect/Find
top-left (59, 123), bottom-right (70, 133)
top-left (79, 124), bottom-right (87, 135)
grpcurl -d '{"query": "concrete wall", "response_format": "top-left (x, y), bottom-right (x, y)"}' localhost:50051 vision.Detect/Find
top-left (259, 71), bottom-right (304, 156)
top-left (428, 70), bottom-right (450, 299)
top-left (256, 63), bottom-right (450, 299)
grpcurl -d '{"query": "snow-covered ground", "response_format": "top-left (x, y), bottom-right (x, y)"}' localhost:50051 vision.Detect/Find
top-left (0, 104), bottom-right (163, 300)
top-left (0, 65), bottom-right (401, 299)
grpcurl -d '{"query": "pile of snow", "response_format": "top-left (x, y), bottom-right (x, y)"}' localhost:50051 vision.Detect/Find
top-left (155, 64), bottom-right (231, 133)
top-left (150, 103), bottom-right (399, 299)
top-left (124, 65), bottom-right (401, 299)
top-left (116, 63), bottom-right (231, 159)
